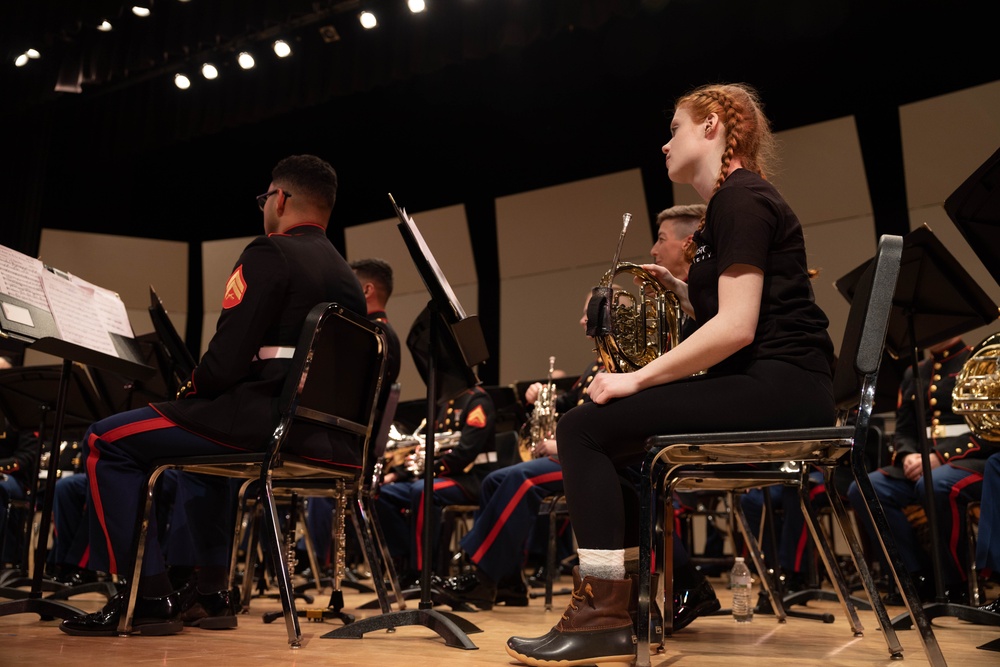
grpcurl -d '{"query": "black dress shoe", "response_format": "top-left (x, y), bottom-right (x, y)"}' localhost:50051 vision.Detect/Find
top-left (495, 569), bottom-right (529, 606)
top-left (673, 579), bottom-right (721, 632)
top-left (978, 598), bottom-right (1000, 614)
top-left (178, 587), bottom-right (240, 629)
top-left (60, 591), bottom-right (183, 636)
top-left (438, 570), bottom-right (497, 610)
top-left (527, 565), bottom-right (549, 589)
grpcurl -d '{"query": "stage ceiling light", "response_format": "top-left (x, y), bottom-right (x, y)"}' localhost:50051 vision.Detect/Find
top-left (132, 5), bottom-right (152, 18)
top-left (14, 54), bottom-right (29, 67)
top-left (201, 63), bottom-right (218, 79)
top-left (237, 52), bottom-right (255, 69)
top-left (174, 73), bottom-right (191, 89)
top-left (359, 11), bottom-right (377, 29)
top-left (97, 20), bottom-right (113, 32)
top-left (408, 0), bottom-right (426, 13)
top-left (273, 40), bottom-right (292, 57)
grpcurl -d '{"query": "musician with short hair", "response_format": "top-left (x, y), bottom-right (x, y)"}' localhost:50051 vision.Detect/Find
top-left (375, 386), bottom-right (497, 586)
top-left (60, 154), bottom-right (366, 637)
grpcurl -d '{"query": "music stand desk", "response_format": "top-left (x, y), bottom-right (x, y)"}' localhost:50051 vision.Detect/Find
top-left (0, 338), bottom-right (153, 620)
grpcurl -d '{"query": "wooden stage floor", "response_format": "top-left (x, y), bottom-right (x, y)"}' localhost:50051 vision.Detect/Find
top-left (2, 575), bottom-right (998, 666)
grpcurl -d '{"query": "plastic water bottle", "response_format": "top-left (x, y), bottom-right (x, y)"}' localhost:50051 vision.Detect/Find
top-left (730, 557), bottom-right (753, 623)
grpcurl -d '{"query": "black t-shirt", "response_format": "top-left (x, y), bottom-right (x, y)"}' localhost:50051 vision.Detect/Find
top-left (686, 169), bottom-right (834, 376)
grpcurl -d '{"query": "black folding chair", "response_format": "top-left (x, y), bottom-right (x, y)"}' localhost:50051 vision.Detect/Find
top-left (121, 302), bottom-right (387, 647)
top-left (636, 235), bottom-right (946, 667)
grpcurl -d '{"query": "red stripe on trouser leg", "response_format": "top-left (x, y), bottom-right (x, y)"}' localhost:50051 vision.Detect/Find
top-left (86, 416), bottom-right (175, 574)
top-left (470, 470), bottom-right (563, 564)
top-left (415, 478), bottom-right (459, 571)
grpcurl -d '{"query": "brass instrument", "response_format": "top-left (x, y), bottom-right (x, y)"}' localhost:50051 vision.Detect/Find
top-left (518, 356), bottom-right (558, 461)
top-left (590, 213), bottom-right (683, 373)
top-left (952, 332), bottom-right (1000, 441)
top-left (383, 419), bottom-right (462, 475)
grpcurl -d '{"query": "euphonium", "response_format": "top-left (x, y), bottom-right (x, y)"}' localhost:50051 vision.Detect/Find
top-left (588, 212), bottom-right (683, 373)
top-left (952, 331), bottom-right (1000, 441)
top-left (518, 356), bottom-right (558, 461)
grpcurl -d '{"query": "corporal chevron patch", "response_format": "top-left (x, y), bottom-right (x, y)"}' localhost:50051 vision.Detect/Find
top-left (222, 265), bottom-right (247, 309)
top-left (465, 404), bottom-right (487, 429)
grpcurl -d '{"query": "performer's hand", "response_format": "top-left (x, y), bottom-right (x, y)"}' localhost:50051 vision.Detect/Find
top-left (525, 382), bottom-right (543, 405)
top-left (638, 263), bottom-right (679, 292)
top-left (534, 438), bottom-right (557, 458)
top-left (587, 371), bottom-right (641, 404)
top-left (382, 472), bottom-right (398, 485)
top-left (902, 452), bottom-right (939, 481)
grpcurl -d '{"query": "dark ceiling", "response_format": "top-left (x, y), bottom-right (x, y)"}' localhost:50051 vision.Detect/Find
top-left (0, 0), bottom-right (993, 253)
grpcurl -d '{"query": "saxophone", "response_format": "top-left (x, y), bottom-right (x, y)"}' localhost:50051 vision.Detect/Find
top-left (518, 356), bottom-right (558, 461)
top-left (589, 213), bottom-right (683, 373)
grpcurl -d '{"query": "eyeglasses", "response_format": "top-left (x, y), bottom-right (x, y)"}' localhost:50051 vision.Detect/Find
top-left (256, 188), bottom-right (290, 211)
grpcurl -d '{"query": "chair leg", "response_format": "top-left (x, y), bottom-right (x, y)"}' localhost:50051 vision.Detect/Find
top-left (851, 447), bottom-right (946, 667)
top-left (730, 491), bottom-right (787, 622)
top-left (826, 477), bottom-right (904, 654)
top-left (120, 466), bottom-right (169, 635)
top-left (798, 483), bottom-right (863, 634)
top-left (351, 495), bottom-right (394, 614)
top-left (228, 478), bottom-right (256, 611)
top-left (544, 498), bottom-right (559, 612)
top-left (967, 503), bottom-right (981, 607)
top-left (261, 478), bottom-right (302, 648)
top-left (366, 493), bottom-right (407, 610)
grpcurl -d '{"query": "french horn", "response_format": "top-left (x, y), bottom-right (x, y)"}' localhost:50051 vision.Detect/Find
top-left (952, 331), bottom-right (1000, 441)
top-left (588, 213), bottom-right (683, 373)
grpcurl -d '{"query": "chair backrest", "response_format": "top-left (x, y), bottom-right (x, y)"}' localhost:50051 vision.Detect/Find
top-left (269, 302), bottom-right (387, 476)
top-left (831, 234), bottom-right (903, 417)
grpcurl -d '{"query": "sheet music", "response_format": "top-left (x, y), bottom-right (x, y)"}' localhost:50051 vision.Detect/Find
top-left (70, 274), bottom-right (134, 337)
top-left (0, 245), bottom-right (49, 310)
top-left (40, 270), bottom-right (119, 357)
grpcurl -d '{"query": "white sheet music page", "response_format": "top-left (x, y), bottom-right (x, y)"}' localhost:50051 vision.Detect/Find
top-left (40, 270), bottom-right (119, 357)
top-left (0, 245), bottom-right (49, 310)
top-left (69, 274), bottom-right (134, 338)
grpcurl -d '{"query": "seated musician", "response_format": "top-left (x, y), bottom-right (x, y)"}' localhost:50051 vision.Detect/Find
top-left (976, 451), bottom-right (1000, 614)
top-left (847, 336), bottom-right (995, 604)
top-left (443, 206), bottom-right (722, 632)
top-left (59, 154), bottom-right (368, 637)
top-left (375, 385), bottom-right (498, 587)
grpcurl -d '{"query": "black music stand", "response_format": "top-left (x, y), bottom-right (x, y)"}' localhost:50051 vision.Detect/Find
top-left (835, 224), bottom-right (1000, 629)
top-left (323, 195), bottom-right (487, 649)
top-left (0, 365), bottom-right (102, 597)
top-left (0, 338), bottom-right (154, 620)
top-left (148, 285), bottom-right (197, 386)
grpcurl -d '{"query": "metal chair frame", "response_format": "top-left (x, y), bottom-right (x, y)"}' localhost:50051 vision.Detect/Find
top-left (121, 302), bottom-right (388, 647)
top-left (636, 235), bottom-right (947, 667)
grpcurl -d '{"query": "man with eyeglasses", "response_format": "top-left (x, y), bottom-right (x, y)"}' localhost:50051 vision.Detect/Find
top-left (60, 154), bottom-right (365, 637)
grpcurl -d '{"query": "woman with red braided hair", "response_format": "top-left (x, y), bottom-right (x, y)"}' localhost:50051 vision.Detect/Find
top-left (506, 82), bottom-right (836, 666)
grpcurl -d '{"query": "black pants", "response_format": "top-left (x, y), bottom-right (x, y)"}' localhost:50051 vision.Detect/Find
top-left (557, 360), bottom-right (834, 551)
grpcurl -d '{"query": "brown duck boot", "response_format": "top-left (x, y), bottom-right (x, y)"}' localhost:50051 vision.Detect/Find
top-left (628, 573), bottom-right (663, 644)
top-left (505, 567), bottom-right (637, 667)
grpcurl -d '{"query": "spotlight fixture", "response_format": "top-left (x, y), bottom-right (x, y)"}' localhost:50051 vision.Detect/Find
top-left (272, 40), bottom-right (291, 58)
top-left (407, 0), bottom-right (426, 13)
top-left (359, 11), bottom-right (377, 29)
top-left (201, 63), bottom-right (218, 79)
top-left (318, 25), bottom-right (340, 43)
top-left (174, 73), bottom-right (191, 89)
top-left (237, 52), bottom-right (255, 70)
top-left (14, 54), bottom-right (29, 67)
top-left (132, 5), bottom-right (151, 17)
top-left (26, 49), bottom-right (40, 59)
top-left (97, 20), bottom-right (113, 32)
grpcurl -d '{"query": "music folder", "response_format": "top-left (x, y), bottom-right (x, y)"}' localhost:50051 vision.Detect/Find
top-left (0, 243), bottom-right (153, 380)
